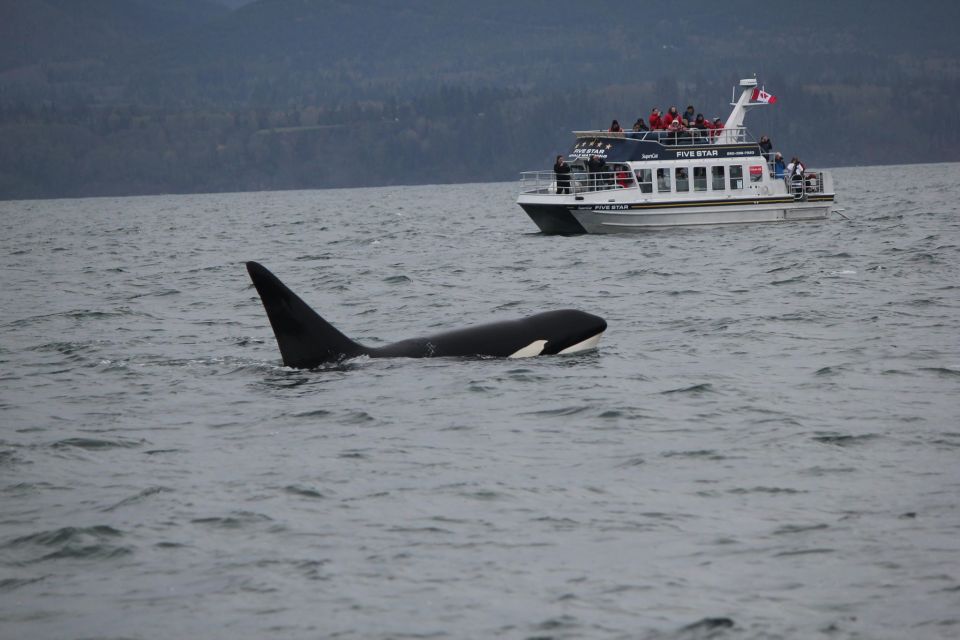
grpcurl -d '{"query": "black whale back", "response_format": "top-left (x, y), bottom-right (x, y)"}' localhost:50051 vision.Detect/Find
top-left (370, 310), bottom-right (605, 359)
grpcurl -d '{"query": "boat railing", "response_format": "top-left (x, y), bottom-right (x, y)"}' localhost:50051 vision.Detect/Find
top-left (787, 171), bottom-right (825, 200)
top-left (520, 170), bottom-right (637, 195)
top-left (573, 126), bottom-right (750, 146)
top-left (523, 168), bottom-right (830, 198)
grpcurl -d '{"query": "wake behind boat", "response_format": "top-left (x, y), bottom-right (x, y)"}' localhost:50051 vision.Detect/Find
top-left (517, 78), bottom-right (835, 234)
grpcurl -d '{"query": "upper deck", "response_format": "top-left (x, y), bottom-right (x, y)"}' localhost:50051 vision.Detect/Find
top-left (566, 126), bottom-right (762, 164)
top-left (545, 77), bottom-right (782, 165)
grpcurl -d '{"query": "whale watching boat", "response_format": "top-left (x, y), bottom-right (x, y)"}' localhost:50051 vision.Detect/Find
top-left (517, 78), bottom-right (835, 234)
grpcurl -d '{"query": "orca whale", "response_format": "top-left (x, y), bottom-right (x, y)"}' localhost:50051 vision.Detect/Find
top-left (246, 261), bottom-right (606, 368)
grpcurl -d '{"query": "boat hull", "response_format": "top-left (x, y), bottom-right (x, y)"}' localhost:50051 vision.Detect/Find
top-left (517, 203), bottom-right (587, 235)
top-left (519, 196), bottom-right (834, 234)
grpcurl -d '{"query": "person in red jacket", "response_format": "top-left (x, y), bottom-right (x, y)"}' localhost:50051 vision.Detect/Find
top-left (711, 117), bottom-right (724, 140)
top-left (649, 108), bottom-right (662, 130)
top-left (666, 117), bottom-right (684, 145)
top-left (662, 106), bottom-right (680, 127)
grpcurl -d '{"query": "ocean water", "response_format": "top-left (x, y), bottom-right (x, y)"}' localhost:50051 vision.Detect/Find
top-left (1, 162), bottom-right (959, 639)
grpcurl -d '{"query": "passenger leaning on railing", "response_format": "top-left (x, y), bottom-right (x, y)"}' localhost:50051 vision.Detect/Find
top-left (774, 152), bottom-right (786, 178)
top-left (609, 120), bottom-right (622, 132)
top-left (665, 118), bottom-right (684, 145)
top-left (708, 117), bottom-right (724, 140)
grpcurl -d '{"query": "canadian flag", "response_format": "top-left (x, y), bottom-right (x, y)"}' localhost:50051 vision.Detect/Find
top-left (751, 87), bottom-right (777, 104)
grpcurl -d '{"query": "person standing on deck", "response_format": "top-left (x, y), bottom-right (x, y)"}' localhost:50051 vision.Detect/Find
top-left (553, 155), bottom-right (572, 194)
top-left (587, 155), bottom-right (604, 191)
top-left (759, 135), bottom-right (773, 162)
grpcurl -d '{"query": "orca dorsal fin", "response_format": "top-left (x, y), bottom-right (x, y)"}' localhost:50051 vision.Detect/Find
top-left (246, 262), bottom-right (367, 368)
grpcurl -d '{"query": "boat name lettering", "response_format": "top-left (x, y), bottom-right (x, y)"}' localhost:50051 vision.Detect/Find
top-left (676, 150), bottom-right (719, 158)
top-left (588, 204), bottom-right (630, 211)
top-left (640, 153), bottom-right (659, 160)
top-left (572, 148), bottom-right (607, 159)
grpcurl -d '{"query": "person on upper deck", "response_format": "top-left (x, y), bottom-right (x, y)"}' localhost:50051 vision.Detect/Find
top-left (663, 106), bottom-right (680, 127)
top-left (666, 118), bottom-right (684, 145)
top-left (609, 120), bottom-right (622, 132)
top-left (693, 114), bottom-right (708, 142)
top-left (774, 152), bottom-right (785, 178)
top-left (711, 117), bottom-right (724, 140)
top-left (759, 135), bottom-right (773, 162)
top-left (632, 118), bottom-right (648, 132)
top-left (649, 108), bottom-right (663, 130)
top-left (554, 155), bottom-right (572, 194)
top-left (684, 105), bottom-right (696, 127)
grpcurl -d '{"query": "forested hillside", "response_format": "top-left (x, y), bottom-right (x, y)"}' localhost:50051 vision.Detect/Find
top-left (2, 0), bottom-right (958, 199)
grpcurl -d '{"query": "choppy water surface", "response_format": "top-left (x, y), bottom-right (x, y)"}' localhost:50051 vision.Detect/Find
top-left (1, 163), bottom-right (959, 639)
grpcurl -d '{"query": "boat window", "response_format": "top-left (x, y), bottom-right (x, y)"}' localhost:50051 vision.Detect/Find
top-left (635, 169), bottom-right (652, 193)
top-left (711, 166), bottom-right (725, 190)
top-left (730, 165), bottom-right (744, 189)
top-left (675, 167), bottom-right (689, 192)
top-left (693, 167), bottom-right (707, 192)
top-left (749, 165), bottom-right (764, 183)
top-left (656, 168), bottom-right (671, 192)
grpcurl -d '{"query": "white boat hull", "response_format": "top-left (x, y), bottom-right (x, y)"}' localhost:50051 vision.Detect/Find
top-left (572, 199), bottom-right (831, 232)
top-left (517, 195), bottom-right (834, 234)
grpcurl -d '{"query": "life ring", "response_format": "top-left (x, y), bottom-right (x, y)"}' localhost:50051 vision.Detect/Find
top-left (760, 186), bottom-right (769, 195)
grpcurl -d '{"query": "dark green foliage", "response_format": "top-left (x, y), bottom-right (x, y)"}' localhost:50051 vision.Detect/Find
top-left (1, 0), bottom-right (958, 199)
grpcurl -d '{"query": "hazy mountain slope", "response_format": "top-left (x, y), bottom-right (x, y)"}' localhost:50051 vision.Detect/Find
top-left (0, 0), bottom-right (227, 71)
top-left (104, 0), bottom-right (959, 106)
top-left (1, 0), bottom-right (958, 199)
